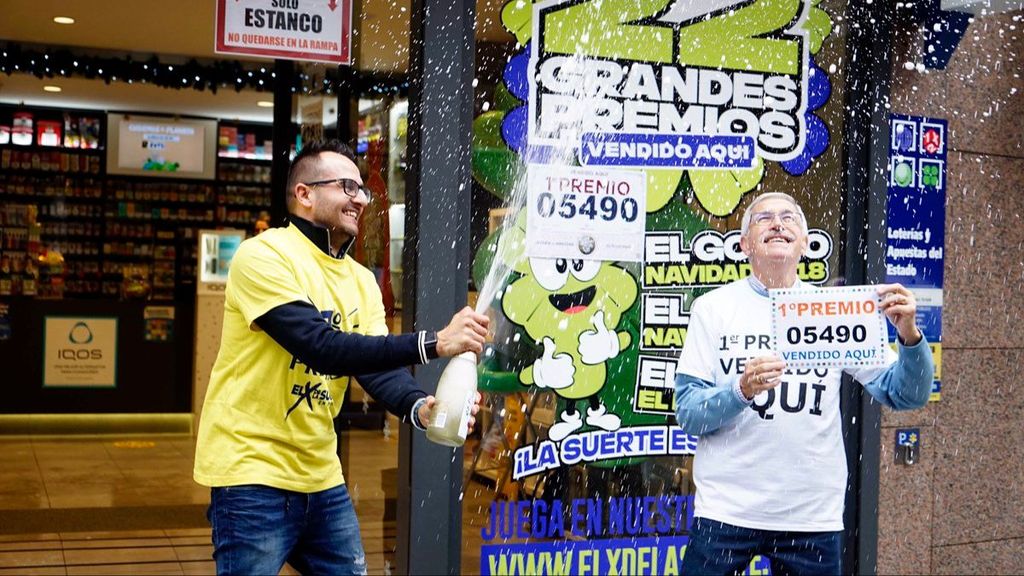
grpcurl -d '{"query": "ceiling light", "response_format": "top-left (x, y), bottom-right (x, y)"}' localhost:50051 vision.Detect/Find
top-left (43, 85), bottom-right (62, 93)
top-left (257, 100), bottom-right (274, 108)
top-left (53, 16), bottom-right (75, 25)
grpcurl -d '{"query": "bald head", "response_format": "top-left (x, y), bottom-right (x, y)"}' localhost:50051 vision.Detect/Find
top-left (741, 192), bottom-right (808, 237)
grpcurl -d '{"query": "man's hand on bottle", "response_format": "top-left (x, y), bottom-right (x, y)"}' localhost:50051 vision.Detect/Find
top-left (437, 306), bottom-right (490, 357)
top-left (418, 392), bottom-right (482, 432)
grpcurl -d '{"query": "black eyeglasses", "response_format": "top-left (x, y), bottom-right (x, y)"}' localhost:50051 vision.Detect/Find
top-left (304, 177), bottom-right (372, 203)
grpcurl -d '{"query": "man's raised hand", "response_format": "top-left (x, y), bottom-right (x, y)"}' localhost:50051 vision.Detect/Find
top-left (436, 306), bottom-right (490, 357)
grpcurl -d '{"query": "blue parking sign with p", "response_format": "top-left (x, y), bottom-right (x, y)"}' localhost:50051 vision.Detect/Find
top-left (896, 428), bottom-right (920, 447)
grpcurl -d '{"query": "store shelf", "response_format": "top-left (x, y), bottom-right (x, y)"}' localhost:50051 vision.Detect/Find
top-left (41, 233), bottom-right (102, 240)
top-left (104, 173), bottom-right (218, 187)
top-left (59, 253), bottom-right (103, 260)
top-left (0, 143), bottom-right (102, 153)
top-left (0, 169), bottom-right (103, 180)
top-left (215, 179), bottom-right (271, 186)
top-left (217, 154), bottom-right (272, 163)
top-left (3, 194), bottom-right (104, 204)
top-left (0, 106), bottom-right (273, 300)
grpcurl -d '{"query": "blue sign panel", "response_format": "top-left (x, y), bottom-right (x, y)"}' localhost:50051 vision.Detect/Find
top-left (481, 535), bottom-right (772, 576)
top-left (578, 132), bottom-right (756, 168)
top-left (886, 115), bottom-right (946, 289)
top-left (478, 496), bottom-right (771, 575)
top-left (886, 114), bottom-right (946, 400)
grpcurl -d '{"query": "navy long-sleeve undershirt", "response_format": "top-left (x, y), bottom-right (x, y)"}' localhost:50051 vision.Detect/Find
top-left (256, 300), bottom-right (428, 421)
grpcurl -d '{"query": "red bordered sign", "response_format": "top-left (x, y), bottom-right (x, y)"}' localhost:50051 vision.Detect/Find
top-left (215, 0), bottom-right (352, 65)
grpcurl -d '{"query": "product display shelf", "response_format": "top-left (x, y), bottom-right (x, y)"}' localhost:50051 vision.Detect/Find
top-left (103, 177), bottom-right (215, 301)
top-left (1, 168), bottom-right (104, 299)
top-left (0, 144), bottom-right (103, 176)
top-left (0, 111), bottom-right (277, 301)
top-left (216, 157), bottom-right (272, 229)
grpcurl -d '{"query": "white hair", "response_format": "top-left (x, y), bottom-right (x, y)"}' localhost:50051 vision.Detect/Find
top-left (740, 192), bottom-right (808, 236)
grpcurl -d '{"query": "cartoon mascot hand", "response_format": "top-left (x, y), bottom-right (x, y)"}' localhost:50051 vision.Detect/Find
top-left (532, 337), bottom-right (576, 389)
top-left (578, 310), bottom-right (622, 365)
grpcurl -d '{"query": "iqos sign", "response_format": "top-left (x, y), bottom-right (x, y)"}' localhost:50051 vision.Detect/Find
top-left (44, 317), bottom-right (117, 388)
top-left (58, 321), bottom-right (104, 360)
top-left (58, 349), bottom-right (103, 360)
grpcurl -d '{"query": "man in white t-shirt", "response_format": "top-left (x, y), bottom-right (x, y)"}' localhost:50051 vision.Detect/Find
top-left (674, 192), bottom-right (933, 575)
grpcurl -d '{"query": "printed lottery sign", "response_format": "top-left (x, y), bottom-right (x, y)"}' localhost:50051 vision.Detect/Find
top-left (526, 164), bottom-right (646, 261)
top-left (769, 286), bottom-right (888, 368)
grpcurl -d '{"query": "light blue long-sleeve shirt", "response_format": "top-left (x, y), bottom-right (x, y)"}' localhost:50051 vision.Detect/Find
top-left (675, 337), bottom-right (934, 436)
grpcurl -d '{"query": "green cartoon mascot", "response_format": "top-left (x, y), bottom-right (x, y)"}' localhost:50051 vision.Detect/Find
top-left (498, 215), bottom-right (638, 441)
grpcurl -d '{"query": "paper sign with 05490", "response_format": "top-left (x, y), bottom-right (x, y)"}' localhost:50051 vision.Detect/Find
top-left (525, 163), bottom-right (646, 262)
top-left (769, 286), bottom-right (889, 369)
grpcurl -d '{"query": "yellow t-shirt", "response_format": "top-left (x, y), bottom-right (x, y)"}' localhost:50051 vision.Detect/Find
top-left (193, 224), bottom-right (387, 492)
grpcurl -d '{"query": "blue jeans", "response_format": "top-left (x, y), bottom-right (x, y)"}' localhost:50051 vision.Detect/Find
top-left (682, 517), bottom-right (841, 576)
top-left (208, 484), bottom-right (366, 576)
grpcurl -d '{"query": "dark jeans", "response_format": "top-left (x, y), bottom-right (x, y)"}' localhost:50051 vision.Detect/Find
top-left (208, 484), bottom-right (366, 576)
top-left (682, 517), bottom-right (841, 576)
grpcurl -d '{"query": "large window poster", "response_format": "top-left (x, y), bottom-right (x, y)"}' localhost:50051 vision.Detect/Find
top-left (467, 1), bottom-right (850, 573)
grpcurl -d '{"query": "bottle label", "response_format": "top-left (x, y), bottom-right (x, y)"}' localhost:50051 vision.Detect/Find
top-left (457, 394), bottom-right (474, 440)
top-left (432, 410), bottom-right (448, 429)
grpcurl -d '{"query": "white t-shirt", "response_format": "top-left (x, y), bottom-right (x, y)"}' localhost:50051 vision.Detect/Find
top-left (675, 278), bottom-right (896, 531)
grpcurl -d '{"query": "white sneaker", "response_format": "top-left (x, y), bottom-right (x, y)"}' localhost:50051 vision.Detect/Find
top-left (586, 404), bottom-right (621, 431)
top-left (548, 410), bottom-right (583, 442)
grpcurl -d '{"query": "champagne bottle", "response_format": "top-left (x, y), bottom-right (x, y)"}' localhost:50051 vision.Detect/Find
top-left (426, 351), bottom-right (478, 447)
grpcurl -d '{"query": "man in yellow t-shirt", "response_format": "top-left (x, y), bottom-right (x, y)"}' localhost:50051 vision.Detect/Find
top-left (194, 140), bottom-right (489, 575)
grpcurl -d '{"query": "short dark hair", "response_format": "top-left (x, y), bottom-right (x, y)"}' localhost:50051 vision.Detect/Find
top-left (285, 140), bottom-right (358, 208)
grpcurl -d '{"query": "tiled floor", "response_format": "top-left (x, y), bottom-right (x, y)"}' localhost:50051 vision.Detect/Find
top-left (0, 528), bottom-right (225, 575)
top-left (0, 436), bottom-right (206, 511)
top-left (0, 427), bottom-right (407, 574)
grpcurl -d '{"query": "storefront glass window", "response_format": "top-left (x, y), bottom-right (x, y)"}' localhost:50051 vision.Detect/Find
top-left (462, 1), bottom-right (855, 574)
